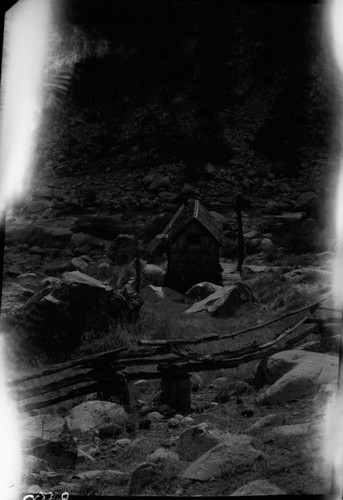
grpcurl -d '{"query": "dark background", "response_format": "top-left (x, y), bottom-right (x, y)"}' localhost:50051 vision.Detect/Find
top-left (40, 0), bottom-right (336, 180)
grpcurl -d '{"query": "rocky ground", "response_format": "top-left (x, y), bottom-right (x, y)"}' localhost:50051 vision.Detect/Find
top-left (2, 143), bottom-right (341, 496)
top-left (2, 6), bottom-right (341, 490)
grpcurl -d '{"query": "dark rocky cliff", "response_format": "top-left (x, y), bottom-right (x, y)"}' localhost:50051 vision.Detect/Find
top-left (40, 0), bottom-right (337, 181)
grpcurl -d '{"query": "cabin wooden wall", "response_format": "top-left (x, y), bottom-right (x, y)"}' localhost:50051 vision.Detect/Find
top-left (165, 220), bottom-right (222, 293)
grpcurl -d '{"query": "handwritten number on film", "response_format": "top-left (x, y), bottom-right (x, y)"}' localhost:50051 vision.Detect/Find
top-left (23, 493), bottom-right (69, 500)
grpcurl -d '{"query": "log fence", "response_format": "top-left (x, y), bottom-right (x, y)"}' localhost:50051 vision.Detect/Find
top-left (8, 292), bottom-right (340, 414)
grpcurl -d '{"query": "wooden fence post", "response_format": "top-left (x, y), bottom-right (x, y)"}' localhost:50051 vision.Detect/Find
top-left (235, 194), bottom-right (245, 273)
top-left (160, 371), bottom-right (191, 414)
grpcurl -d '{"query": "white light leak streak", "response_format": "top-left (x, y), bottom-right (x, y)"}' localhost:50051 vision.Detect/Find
top-left (0, 337), bottom-right (21, 498)
top-left (0, 0), bottom-right (52, 496)
top-left (0, 0), bottom-right (51, 209)
top-left (325, 1), bottom-right (343, 498)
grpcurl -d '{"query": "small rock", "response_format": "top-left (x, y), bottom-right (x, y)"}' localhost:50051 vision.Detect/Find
top-left (24, 455), bottom-right (50, 474)
top-left (142, 173), bottom-right (157, 186)
top-left (181, 416), bottom-right (195, 425)
top-left (70, 257), bottom-right (89, 272)
top-left (55, 482), bottom-right (81, 495)
top-left (25, 485), bottom-right (44, 494)
top-left (128, 437), bottom-right (150, 452)
top-left (260, 238), bottom-right (277, 255)
top-left (204, 163), bottom-right (216, 176)
top-left (176, 422), bottom-right (226, 461)
top-left (147, 448), bottom-right (180, 466)
top-left (132, 379), bottom-right (149, 396)
top-left (74, 469), bottom-right (128, 486)
top-left (29, 245), bottom-right (45, 255)
top-left (158, 404), bottom-right (176, 418)
top-left (246, 413), bottom-right (289, 435)
top-left (159, 191), bottom-right (178, 202)
top-left (70, 232), bottom-right (91, 247)
top-left (181, 183), bottom-right (195, 195)
top-left (262, 201), bottom-right (282, 215)
top-left (168, 417), bottom-right (180, 429)
top-left (147, 411), bottom-right (164, 422)
top-left (244, 229), bottom-right (262, 239)
top-left (128, 462), bottom-right (160, 496)
top-left (115, 438), bottom-right (132, 447)
top-left (149, 175), bottom-right (170, 191)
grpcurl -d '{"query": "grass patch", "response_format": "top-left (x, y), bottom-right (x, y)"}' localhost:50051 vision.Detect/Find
top-left (130, 299), bottom-right (190, 341)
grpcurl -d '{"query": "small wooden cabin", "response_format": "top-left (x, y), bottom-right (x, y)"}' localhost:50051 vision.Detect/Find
top-left (163, 199), bottom-right (225, 293)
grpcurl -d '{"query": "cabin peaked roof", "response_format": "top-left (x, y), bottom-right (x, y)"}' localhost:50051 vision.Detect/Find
top-left (162, 199), bottom-right (226, 246)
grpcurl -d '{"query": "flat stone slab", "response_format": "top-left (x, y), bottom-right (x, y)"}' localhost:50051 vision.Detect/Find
top-left (230, 479), bottom-right (287, 495)
top-left (176, 422), bottom-right (228, 461)
top-left (185, 286), bottom-right (234, 314)
top-left (182, 434), bottom-right (265, 481)
top-left (62, 270), bottom-right (112, 290)
top-left (266, 423), bottom-right (310, 439)
top-left (256, 350), bottom-right (338, 405)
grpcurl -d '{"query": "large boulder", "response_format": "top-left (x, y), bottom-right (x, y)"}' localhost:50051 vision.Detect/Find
top-left (21, 414), bottom-right (77, 468)
top-left (185, 282), bottom-right (255, 317)
top-left (65, 401), bottom-right (128, 437)
top-left (283, 267), bottom-right (331, 286)
top-left (5, 271), bottom-right (143, 355)
top-left (185, 282), bottom-right (223, 305)
top-left (255, 350), bottom-right (338, 405)
top-left (128, 462), bottom-right (160, 496)
top-left (182, 434), bottom-right (265, 481)
top-left (230, 479), bottom-right (286, 496)
top-left (207, 282), bottom-right (256, 317)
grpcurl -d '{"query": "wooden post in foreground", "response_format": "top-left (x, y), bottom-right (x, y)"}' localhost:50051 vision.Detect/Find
top-left (160, 370), bottom-right (191, 414)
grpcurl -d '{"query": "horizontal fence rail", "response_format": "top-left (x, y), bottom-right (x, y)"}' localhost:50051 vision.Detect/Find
top-left (9, 292), bottom-right (339, 413)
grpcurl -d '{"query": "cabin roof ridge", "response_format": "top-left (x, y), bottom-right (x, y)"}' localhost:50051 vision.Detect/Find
top-left (163, 199), bottom-right (225, 246)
